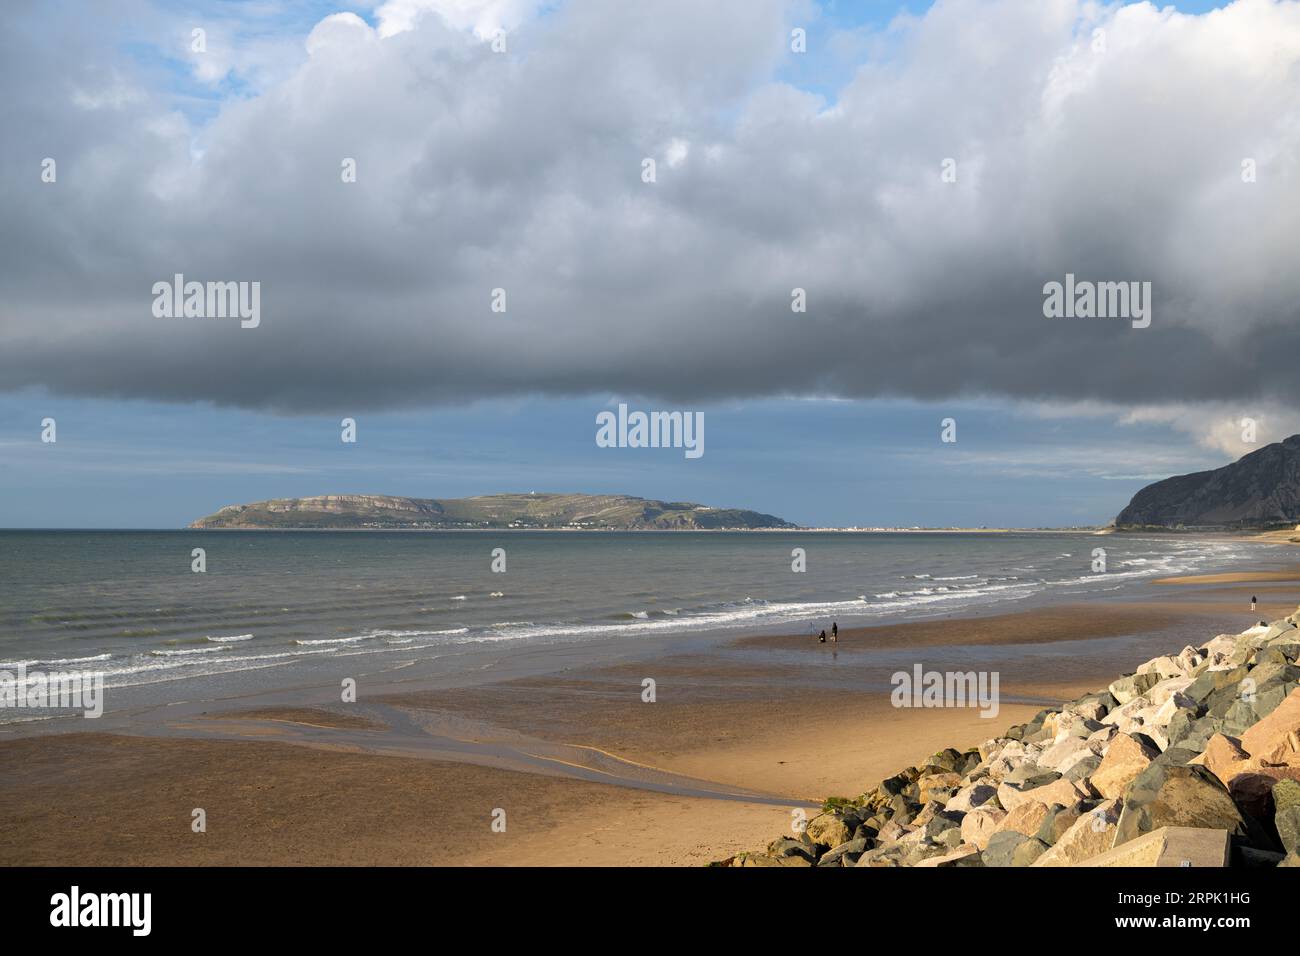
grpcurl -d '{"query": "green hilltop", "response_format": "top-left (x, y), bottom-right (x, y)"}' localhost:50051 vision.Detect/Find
top-left (189, 493), bottom-right (796, 530)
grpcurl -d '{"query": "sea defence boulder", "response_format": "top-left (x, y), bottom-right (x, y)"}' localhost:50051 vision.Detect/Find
top-left (1112, 764), bottom-right (1248, 846)
top-left (724, 606), bottom-right (1300, 868)
top-left (1076, 827), bottom-right (1231, 867)
top-left (1091, 733), bottom-right (1161, 798)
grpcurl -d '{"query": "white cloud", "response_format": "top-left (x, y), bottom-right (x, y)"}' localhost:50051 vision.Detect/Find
top-left (374, 0), bottom-right (543, 39)
top-left (1118, 402), bottom-right (1300, 457)
top-left (664, 137), bottom-right (690, 168)
top-left (306, 12), bottom-right (377, 55)
top-left (1016, 396), bottom-right (1300, 461)
top-left (71, 72), bottom-right (143, 110)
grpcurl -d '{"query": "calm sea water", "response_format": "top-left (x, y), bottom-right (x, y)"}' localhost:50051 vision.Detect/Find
top-left (0, 530), bottom-right (1274, 720)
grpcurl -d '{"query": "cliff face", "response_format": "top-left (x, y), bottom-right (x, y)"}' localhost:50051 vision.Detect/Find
top-left (189, 492), bottom-right (795, 530)
top-left (1115, 435), bottom-right (1300, 529)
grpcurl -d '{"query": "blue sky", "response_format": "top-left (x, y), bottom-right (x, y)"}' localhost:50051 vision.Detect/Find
top-left (0, 0), bottom-right (1283, 528)
top-left (0, 388), bottom-right (1241, 528)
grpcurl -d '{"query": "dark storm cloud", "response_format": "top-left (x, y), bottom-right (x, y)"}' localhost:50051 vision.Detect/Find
top-left (3, 0), bottom-right (1300, 414)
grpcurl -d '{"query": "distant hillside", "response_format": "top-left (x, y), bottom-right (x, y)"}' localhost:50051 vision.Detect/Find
top-left (1115, 435), bottom-right (1300, 529)
top-left (189, 493), bottom-right (796, 530)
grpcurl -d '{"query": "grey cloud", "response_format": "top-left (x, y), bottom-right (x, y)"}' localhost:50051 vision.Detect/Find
top-left (3, 0), bottom-right (1300, 414)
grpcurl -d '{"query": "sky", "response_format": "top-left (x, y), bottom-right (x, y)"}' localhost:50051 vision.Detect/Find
top-left (2, 0), bottom-right (1295, 529)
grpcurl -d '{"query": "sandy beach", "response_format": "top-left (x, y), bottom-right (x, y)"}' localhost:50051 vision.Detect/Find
top-left (4, 572), bottom-right (1294, 867)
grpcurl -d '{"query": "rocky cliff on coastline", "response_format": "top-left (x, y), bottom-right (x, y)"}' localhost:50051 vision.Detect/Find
top-left (725, 611), bottom-right (1300, 868)
top-left (1115, 435), bottom-right (1300, 529)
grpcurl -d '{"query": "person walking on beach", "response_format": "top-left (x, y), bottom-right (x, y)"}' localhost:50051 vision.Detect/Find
top-left (1251, 595), bottom-right (1257, 611)
top-left (831, 621), bottom-right (838, 643)
top-left (818, 629), bottom-right (827, 643)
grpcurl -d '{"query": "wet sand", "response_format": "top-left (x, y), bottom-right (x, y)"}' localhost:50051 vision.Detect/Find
top-left (736, 602), bottom-right (1211, 651)
top-left (2, 580), bottom-right (1296, 866)
top-left (0, 732), bottom-right (786, 866)
top-left (0, 700), bottom-right (1060, 867)
top-left (1153, 568), bottom-right (1300, 585)
top-left (1250, 530), bottom-right (1300, 546)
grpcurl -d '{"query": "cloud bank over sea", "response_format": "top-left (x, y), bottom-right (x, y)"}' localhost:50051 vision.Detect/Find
top-left (3, 0), bottom-right (1299, 436)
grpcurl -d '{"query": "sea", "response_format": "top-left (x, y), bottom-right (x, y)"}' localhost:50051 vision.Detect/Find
top-left (0, 529), bottom-right (1278, 724)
